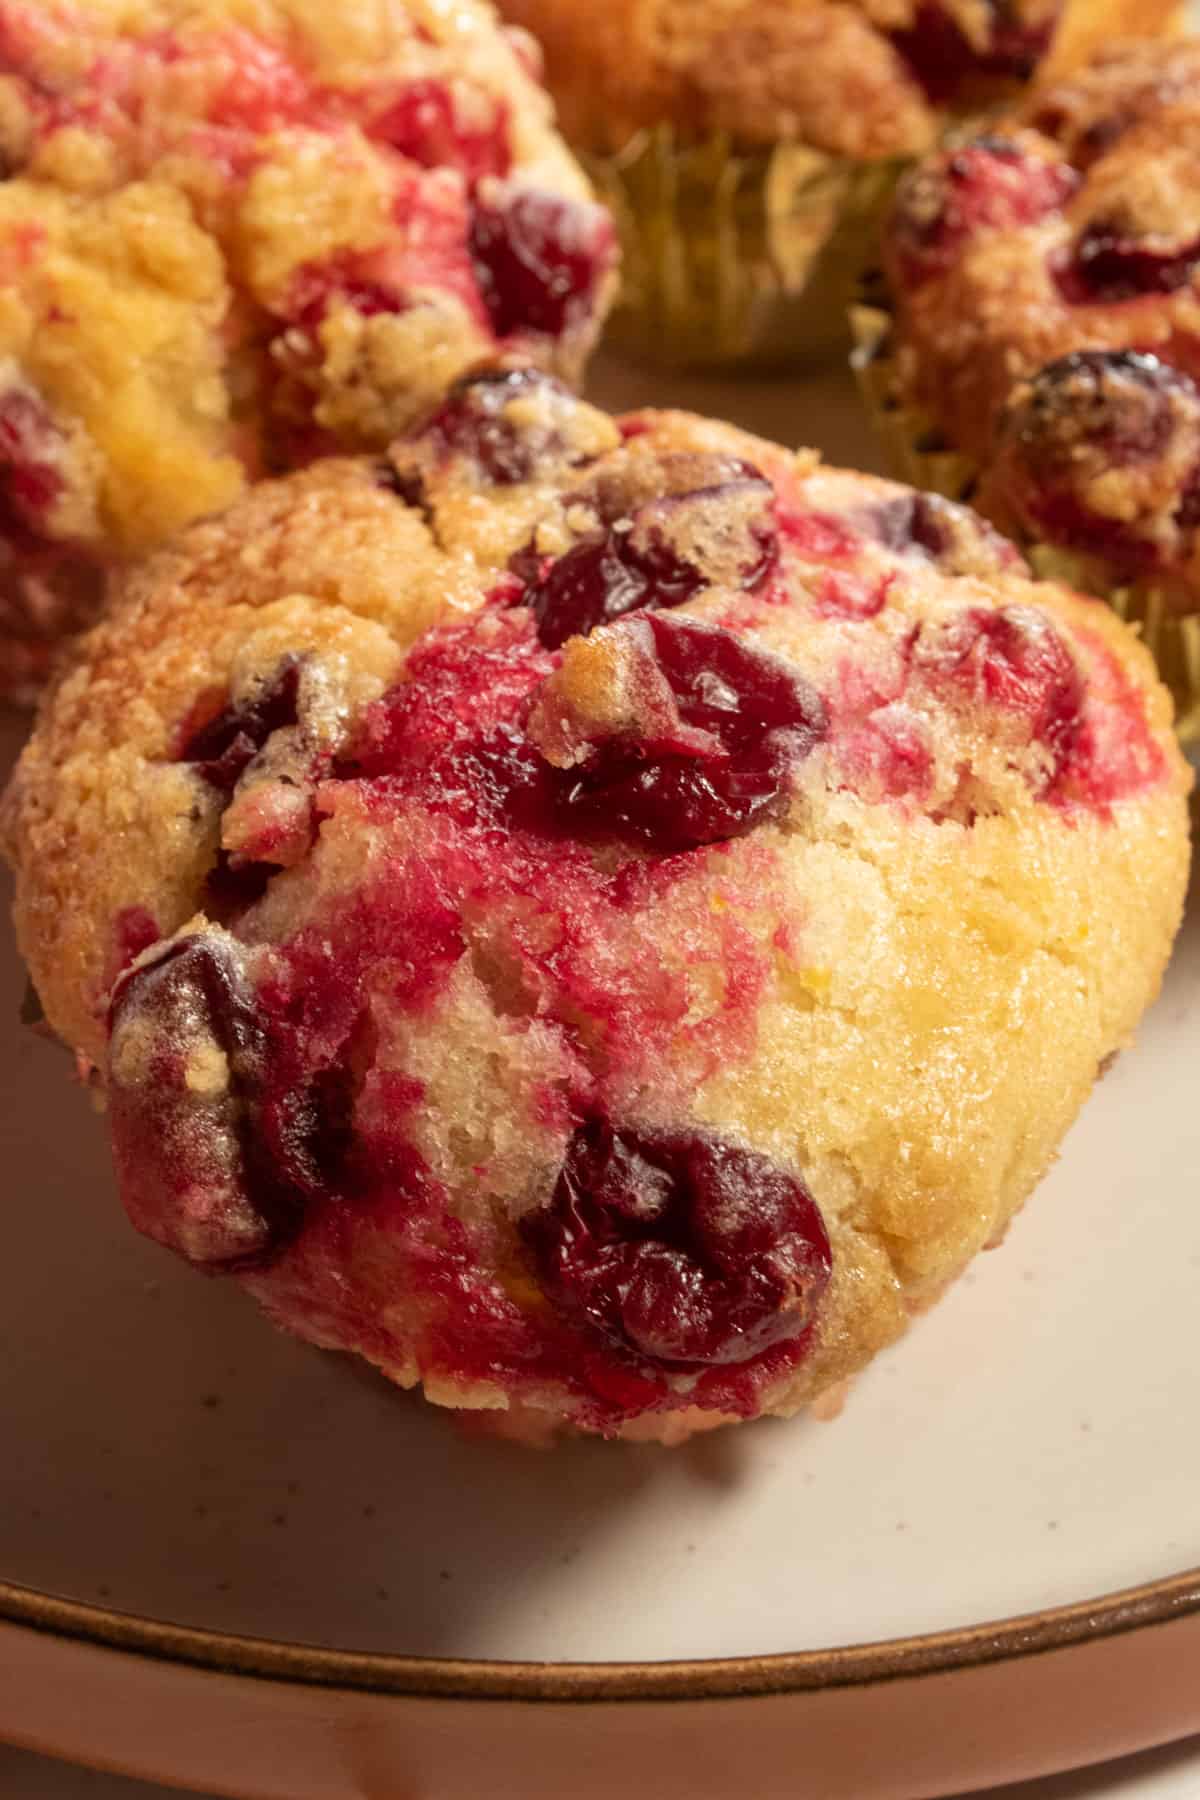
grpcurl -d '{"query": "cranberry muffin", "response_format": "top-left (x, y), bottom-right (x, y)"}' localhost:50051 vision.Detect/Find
top-left (0, 0), bottom-right (616, 702)
top-left (495, 0), bottom-right (1175, 367)
top-left (865, 37), bottom-right (1200, 733)
top-left (3, 371), bottom-right (1190, 1442)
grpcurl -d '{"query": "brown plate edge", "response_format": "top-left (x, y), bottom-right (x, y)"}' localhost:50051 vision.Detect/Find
top-left (3, 1566), bottom-right (1200, 1705)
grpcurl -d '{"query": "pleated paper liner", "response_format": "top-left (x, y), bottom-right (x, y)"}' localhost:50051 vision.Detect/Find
top-left (850, 291), bottom-right (1200, 748)
top-left (585, 128), bottom-right (903, 370)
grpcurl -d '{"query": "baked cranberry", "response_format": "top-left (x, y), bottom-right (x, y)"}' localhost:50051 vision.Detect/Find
top-left (523, 1119), bottom-right (832, 1367)
top-left (857, 491), bottom-right (1025, 577)
top-left (179, 657), bottom-right (304, 793)
top-left (888, 137), bottom-right (1077, 282)
top-left (370, 78), bottom-right (511, 183)
top-left (518, 459), bottom-right (777, 648)
top-left (469, 186), bottom-right (616, 339)
top-left (890, 3), bottom-right (1058, 104)
top-left (989, 352), bottom-right (1200, 572)
top-left (107, 935), bottom-right (286, 1265)
top-left (410, 364), bottom-right (575, 485)
top-left (1056, 220), bottom-right (1200, 305)
top-left (915, 604), bottom-right (1084, 765)
top-left (552, 613), bottom-right (827, 850)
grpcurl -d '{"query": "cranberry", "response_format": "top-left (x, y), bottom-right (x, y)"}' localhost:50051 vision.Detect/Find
top-left (990, 352), bottom-right (1200, 571)
top-left (888, 137), bottom-right (1077, 282)
top-left (108, 934), bottom-right (305, 1266)
top-left (1056, 220), bottom-right (1200, 305)
top-left (890, 2), bottom-right (1058, 104)
top-left (409, 363), bottom-right (575, 485)
top-left (915, 604), bottom-right (1084, 766)
top-left (522, 1119), bottom-right (832, 1367)
top-left (0, 388), bottom-right (65, 536)
top-left (552, 613), bottom-right (827, 850)
top-left (468, 186), bottom-right (616, 340)
top-left (371, 78), bottom-right (511, 184)
top-left (857, 491), bottom-right (1025, 577)
top-left (517, 459), bottom-right (777, 648)
top-left (179, 657), bottom-right (303, 793)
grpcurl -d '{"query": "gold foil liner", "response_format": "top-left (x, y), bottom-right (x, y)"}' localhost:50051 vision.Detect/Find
top-left (850, 293), bottom-right (1200, 748)
top-left (585, 128), bottom-right (903, 370)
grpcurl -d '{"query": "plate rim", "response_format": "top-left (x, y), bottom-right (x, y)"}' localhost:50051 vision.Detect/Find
top-left (4, 1565), bottom-right (1200, 1703)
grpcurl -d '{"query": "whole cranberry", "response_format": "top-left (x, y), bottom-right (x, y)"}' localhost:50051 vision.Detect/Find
top-left (856, 490), bottom-right (1025, 578)
top-left (1057, 220), bottom-right (1200, 306)
top-left (469, 186), bottom-right (617, 340)
top-left (522, 1119), bottom-right (832, 1368)
top-left (108, 932), bottom-right (349, 1269)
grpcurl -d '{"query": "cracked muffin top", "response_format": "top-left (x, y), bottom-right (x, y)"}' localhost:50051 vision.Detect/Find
top-left (493, 0), bottom-right (1176, 161)
top-left (3, 370), bottom-right (1189, 1440)
top-left (0, 0), bottom-right (616, 697)
top-left (881, 36), bottom-right (1200, 601)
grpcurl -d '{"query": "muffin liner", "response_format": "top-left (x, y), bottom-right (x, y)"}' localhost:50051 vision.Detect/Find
top-left (850, 291), bottom-right (1200, 747)
top-left (585, 128), bottom-right (903, 370)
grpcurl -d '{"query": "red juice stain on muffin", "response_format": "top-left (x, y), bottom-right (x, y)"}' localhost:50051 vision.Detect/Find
top-left (889, 2), bottom-right (1060, 105)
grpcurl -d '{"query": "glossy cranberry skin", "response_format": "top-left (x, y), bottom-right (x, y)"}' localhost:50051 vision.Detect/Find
top-left (469, 188), bottom-right (616, 339)
top-left (179, 657), bottom-right (303, 793)
top-left (1057, 221), bottom-right (1200, 306)
top-left (889, 137), bottom-right (1077, 283)
top-left (523, 1119), bottom-right (832, 1367)
top-left (558, 614), bottom-right (827, 851)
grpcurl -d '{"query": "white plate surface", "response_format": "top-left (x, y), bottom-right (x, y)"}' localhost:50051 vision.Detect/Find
top-left (2, 361), bottom-right (1198, 1676)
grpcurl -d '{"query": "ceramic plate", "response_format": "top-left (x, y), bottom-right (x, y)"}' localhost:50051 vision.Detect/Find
top-left (1, 360), bottom-right (1199, 1800)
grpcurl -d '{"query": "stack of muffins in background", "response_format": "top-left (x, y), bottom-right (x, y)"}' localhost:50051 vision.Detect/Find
top-left (0, 0), bottom-right (1194, 1445)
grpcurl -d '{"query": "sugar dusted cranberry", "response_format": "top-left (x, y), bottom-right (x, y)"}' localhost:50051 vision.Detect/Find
top-left (411, 363), bottom-right (574, 485)
top-left (553, 613), bottom-right (827, 850)
top-left (179, 657), bottom-right (303, 793)
top-left (888, 137), bottom-right (1077, 282)
top-left (518, 457), bottom-right (777, 648)
top-left (523, 1120), bottom-right (831, 1367)
top-left (915, 604), bottom-right (1084, 766)
top-left (371, 78), bottom-right (511, 183)
top-left (890, 2), bottom-right (1058, 104)
top-left (469, 186), bottom-right (616, 340)
top-left (1057, 220), bottom-right (1200, 306)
